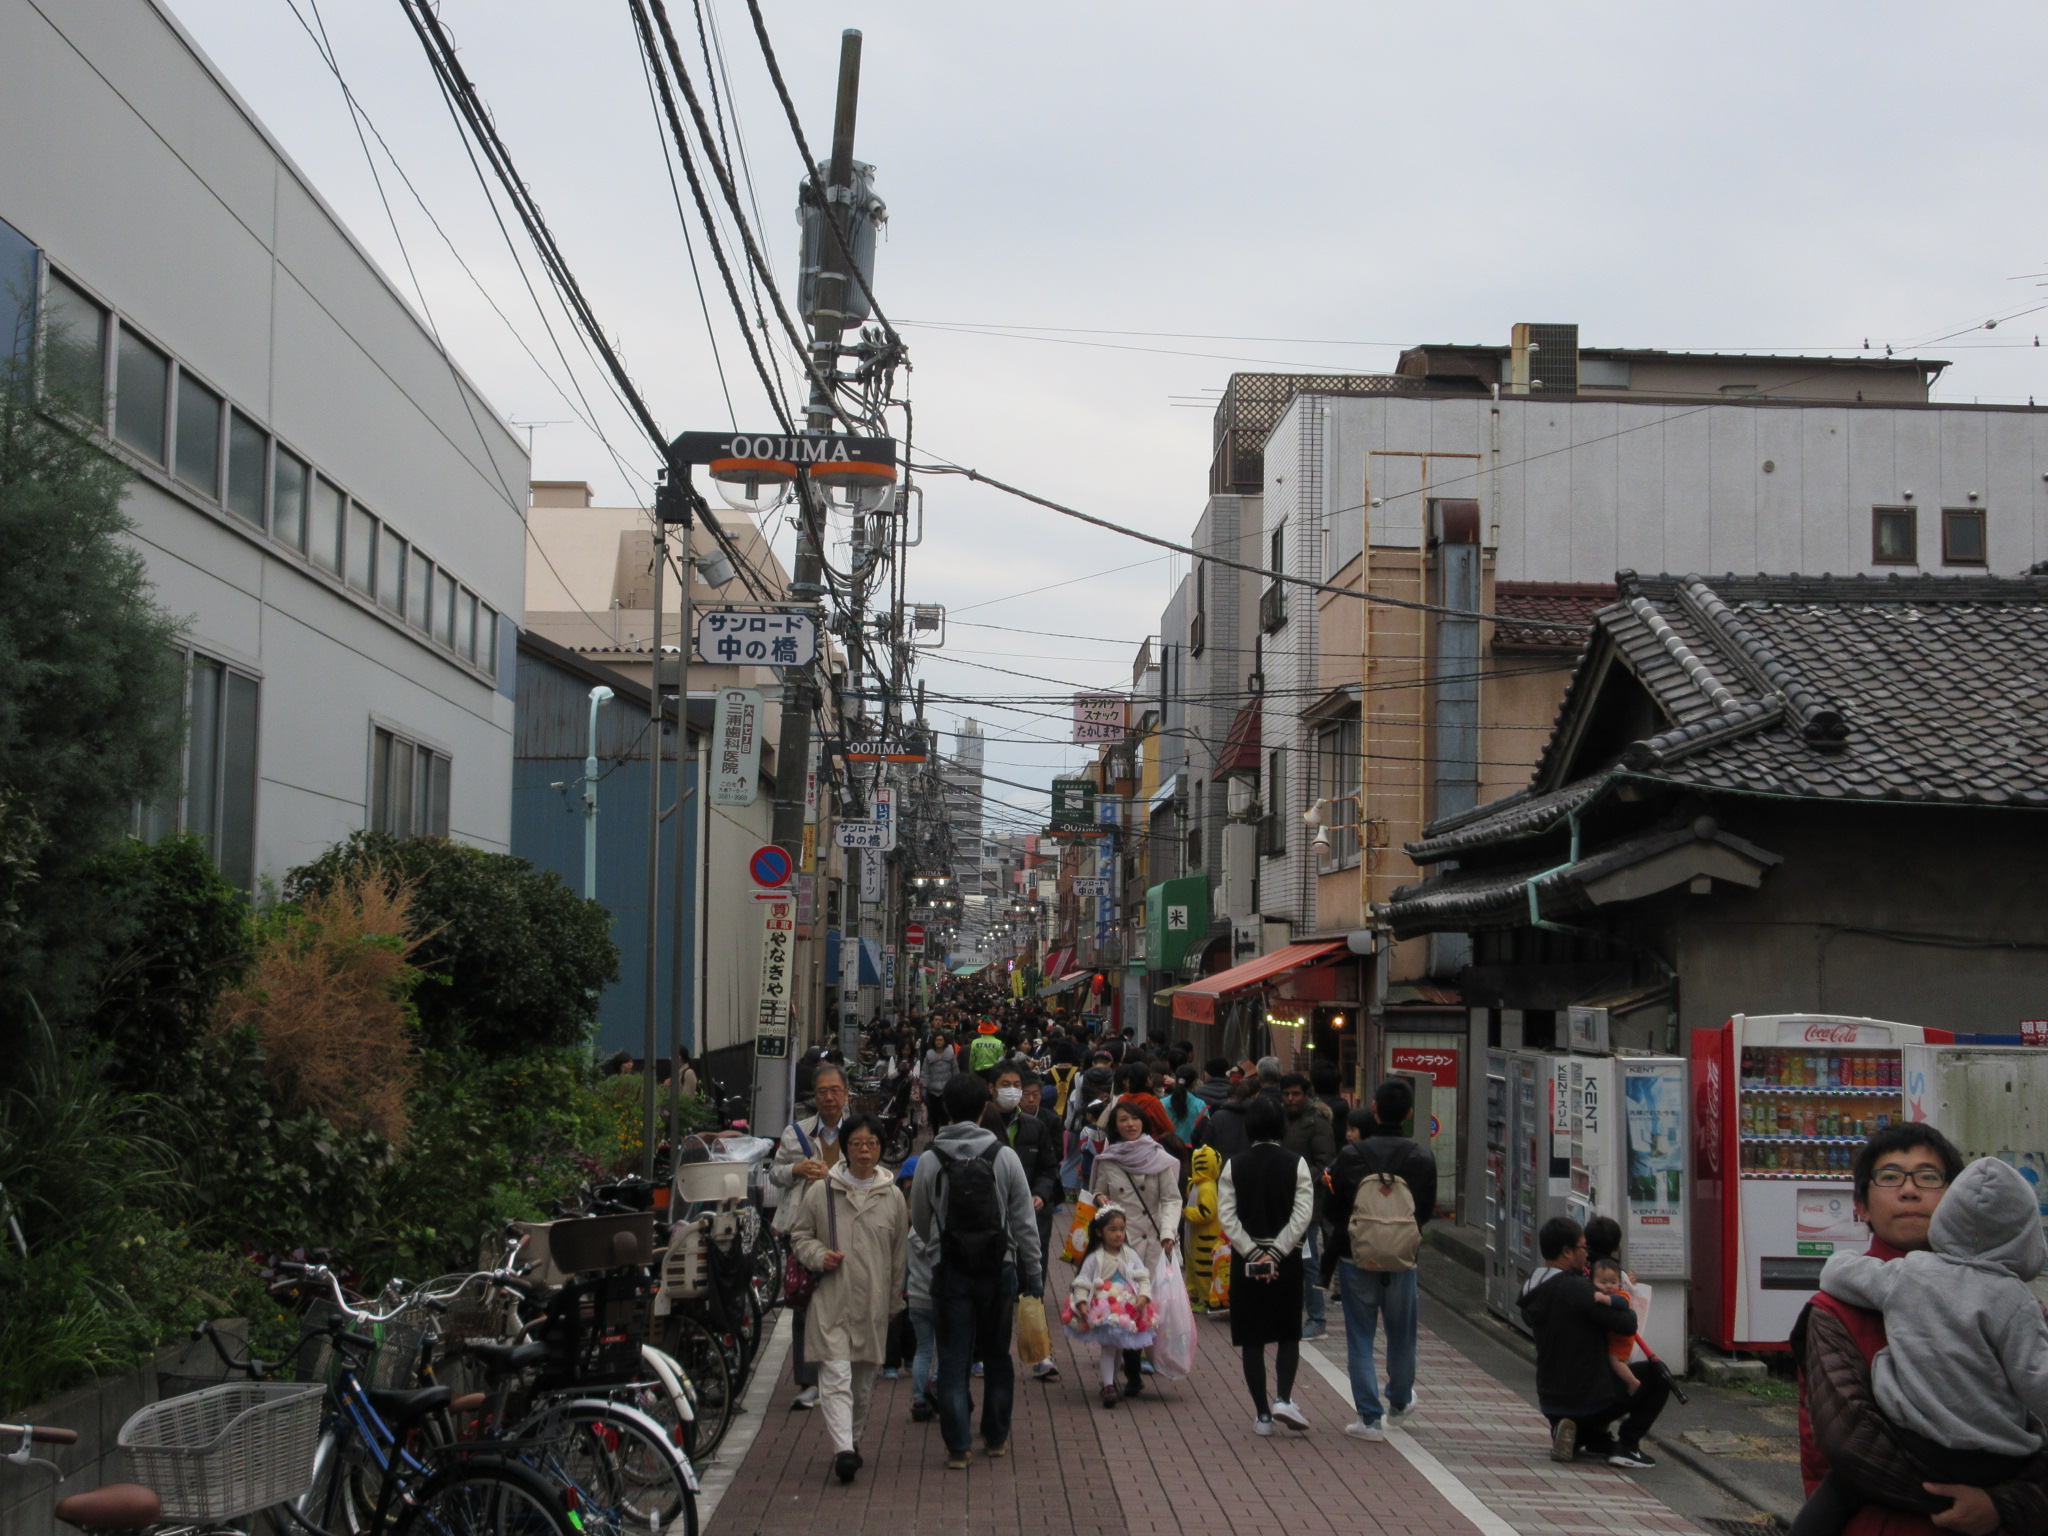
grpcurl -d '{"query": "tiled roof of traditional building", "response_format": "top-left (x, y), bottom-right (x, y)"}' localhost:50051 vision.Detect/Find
top-left (1491, 581), bottom-right (1615, 651)
top-left (1409, 570), bottom-right (2048, 864)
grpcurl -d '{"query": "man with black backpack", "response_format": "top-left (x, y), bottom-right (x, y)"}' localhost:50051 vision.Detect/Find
top-left (909, 1073), bottom-right (1043, 1470)
top-left (1323, 1079), bottom-right (1436, 1442)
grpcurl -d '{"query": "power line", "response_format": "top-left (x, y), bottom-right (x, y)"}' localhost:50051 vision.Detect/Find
top-left (399, 0), bottom-right (779, 604)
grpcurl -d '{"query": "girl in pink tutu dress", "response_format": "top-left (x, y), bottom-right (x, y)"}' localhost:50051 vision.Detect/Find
top-left (1062, 1205), bottom-right (1158, 1409)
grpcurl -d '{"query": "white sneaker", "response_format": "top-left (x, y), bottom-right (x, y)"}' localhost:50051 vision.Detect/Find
top-left (1343, 1420), bottom-right (1386, 1442)
top-left (1271, 1400), bottom-right (1311, 1433)
top-left (792, 1386), bottom-right (819, 1410)
top-left (1254, 1414), bottom-right (1275, 1437)
top-left (1386, 1388), bottom-right (1419, 1428)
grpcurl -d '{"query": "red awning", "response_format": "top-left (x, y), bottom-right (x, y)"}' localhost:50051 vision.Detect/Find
top-left (1042, 948), bottom-right (1070, 979)
top-left (1171, 941), bottom-right (1350, 1025)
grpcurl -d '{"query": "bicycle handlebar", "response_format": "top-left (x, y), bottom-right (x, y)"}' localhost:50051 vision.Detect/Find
top-left (273, 1261), bottom-right (411, 1325)
top-left (190, 1321), bottom-right (273, 1380)
top-left (0, 1425), bottom-right (78, 1445)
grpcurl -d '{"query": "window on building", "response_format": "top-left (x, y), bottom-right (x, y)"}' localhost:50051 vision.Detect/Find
top-left (113, 328), bottom-right (169, 463)
top-left (1270, 524), bottom-right (1284, 574)
top-left (173, 371), bottom-right (222, 498)
top-left (460, 589), bottom-right (480, 664)
top-left (1186, 822), bottom-right (1202, 869)
top-left (271, 449), bottom-right (307, 550)
top-left (43, 272), bottom-right (107, 417)
top-left (225, 410), bottom-right (267, 526)
top-left (435, 570), bottom-right (458, 647)
top-left (377, 524), bottom-right (405, 612)
top-left (478, 605), bottom-right (499, 678)
top-left (1189, 562), bottom-right (1206, 655)
top-left (346, 504), bottom-right (376, 594)
top-left (405, 548), bottom-right (432, 630)
top-left (1872, 506), bottom-right (1916, 565)
top-left (309, 477), bottom-right (344, 573)
top-left (1943, 507), bottom-right (1987, 566)
top-left (1264, 746), bottom-right (1291, 859)
top-left (136, 651), bottom-right (259, 891)
top-left (1315, 720), bottom-right (1361, 870)
top-left (371, 726), bottom-right (451, 838)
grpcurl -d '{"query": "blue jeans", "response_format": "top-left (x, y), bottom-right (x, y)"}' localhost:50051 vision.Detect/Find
top-left (1303, 1223), bottom-right (1327, 1328)
top-left (933, 1262), bottom-right (1017, 1454)
top-left (910, 1308), bottom-right (936, 1403)
top-left (1336, 1260), bottom-right (1417, 1423)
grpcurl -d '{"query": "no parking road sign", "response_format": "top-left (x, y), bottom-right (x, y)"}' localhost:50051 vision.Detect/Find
top-left (749, 844), bottom-right (793, 888)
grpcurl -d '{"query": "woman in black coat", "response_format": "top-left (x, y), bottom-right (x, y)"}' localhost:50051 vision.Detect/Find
top-left (1218, 1097), bottom-right (1315, 1436)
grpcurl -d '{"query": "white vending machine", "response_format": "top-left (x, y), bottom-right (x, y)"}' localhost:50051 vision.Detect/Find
top-left (1484, 1049), bottom-right (1572, 1330)
top-left (1565, 1053), bottom-right (1689, 1364)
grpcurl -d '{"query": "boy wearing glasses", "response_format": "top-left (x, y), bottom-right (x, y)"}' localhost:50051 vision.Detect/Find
top-left (1793, 1152), bottom-right (2048, 1536)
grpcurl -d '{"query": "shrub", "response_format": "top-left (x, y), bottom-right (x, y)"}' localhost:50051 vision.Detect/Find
top-left (0, 352), bottom-right (184, 1045)
top-left (284, 834), bottom-right (617, 1058)
top-left (214, 874), bottom-right (423, 1141)
top-left (0, 1026), bottom-right (271, 1414)
top-left (87, 834), bottom-right (252, 1093)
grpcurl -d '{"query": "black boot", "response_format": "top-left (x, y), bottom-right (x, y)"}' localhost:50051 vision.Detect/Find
top-left (834, 1450), bottom-right (862, 1484)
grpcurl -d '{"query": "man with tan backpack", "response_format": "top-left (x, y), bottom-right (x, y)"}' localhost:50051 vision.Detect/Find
top-left (1323, 1079), bottom-right (1437, 1442)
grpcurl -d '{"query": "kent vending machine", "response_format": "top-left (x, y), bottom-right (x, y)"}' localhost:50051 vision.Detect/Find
top-left (1565, 1053), bottom-right (1689, 1363)
top-left (1692, 1013), bottom-right (1950, 1350)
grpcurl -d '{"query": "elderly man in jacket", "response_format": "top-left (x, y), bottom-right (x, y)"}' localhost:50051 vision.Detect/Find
top-left (1798, 1124), bottom-right (2048, 1536)
top-left (770, 1060), bottom-right (851, 1409)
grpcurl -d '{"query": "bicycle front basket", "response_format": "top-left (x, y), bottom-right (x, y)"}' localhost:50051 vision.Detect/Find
top-left (119, 1381), bottom-right (324, 1522)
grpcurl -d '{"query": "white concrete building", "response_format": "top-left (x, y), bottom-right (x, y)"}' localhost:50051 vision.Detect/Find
top-left (1258, 376), bottom-right (2048, 942)
top-left (0, 0), bottom-right (527, 888)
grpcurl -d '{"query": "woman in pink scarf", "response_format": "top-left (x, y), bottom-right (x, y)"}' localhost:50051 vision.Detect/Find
top-left (1089, 1103), bottom-right (1184, 1398)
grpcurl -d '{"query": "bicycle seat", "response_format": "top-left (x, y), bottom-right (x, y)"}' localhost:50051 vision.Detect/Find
top-left (55, 1485), bottom-right (162, 1531)
top-left (463, 1340), bottom-right (549, 1375)
top-left (365, 1385), bottom-right (452, 1424)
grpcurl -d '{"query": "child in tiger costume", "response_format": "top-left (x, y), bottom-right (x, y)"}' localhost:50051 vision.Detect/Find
top-left (1182, 1144), bottom-right (1229, 1312)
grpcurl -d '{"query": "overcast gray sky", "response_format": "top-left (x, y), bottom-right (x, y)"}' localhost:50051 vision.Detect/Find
top-left (170, 0), bottom-right (2048, 833)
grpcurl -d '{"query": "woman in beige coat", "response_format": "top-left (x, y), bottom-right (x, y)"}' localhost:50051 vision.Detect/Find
top-left (789, 1113), bottom-right (908, 1484)
top-left (1088, 1101), bottom-right (1183, 1398)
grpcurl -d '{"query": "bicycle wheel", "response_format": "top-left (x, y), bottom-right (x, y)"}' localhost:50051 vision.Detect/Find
top-left (288, 1426), bottom-right (376, 1536)
top-left (522, 1403), bottom-right (696, 1536)
top-left (392, 1458), bottom-right (574, 1536)
top-left (659, 1314), bottom-right (734, 1460)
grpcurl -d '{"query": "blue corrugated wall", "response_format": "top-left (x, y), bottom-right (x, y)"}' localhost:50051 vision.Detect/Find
top-left (511, 648), bottom-right (699, 1060)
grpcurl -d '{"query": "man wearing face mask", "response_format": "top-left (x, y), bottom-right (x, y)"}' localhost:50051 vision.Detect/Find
top-left (986, 1060), bottom-right (1063, 1383)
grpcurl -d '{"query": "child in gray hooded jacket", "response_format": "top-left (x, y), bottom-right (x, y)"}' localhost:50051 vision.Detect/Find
top-left (1789, 1156), bottom-right (2048, 1536)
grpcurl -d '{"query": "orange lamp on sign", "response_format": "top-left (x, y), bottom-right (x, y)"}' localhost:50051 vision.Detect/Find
top-left (709, 454), bottom-right (796, 514)
top-left (807, 458), bottom-right (897, 512)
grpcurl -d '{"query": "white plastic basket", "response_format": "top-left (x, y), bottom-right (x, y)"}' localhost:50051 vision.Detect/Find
top-left (119, 1381), bottom-right (324, 1521)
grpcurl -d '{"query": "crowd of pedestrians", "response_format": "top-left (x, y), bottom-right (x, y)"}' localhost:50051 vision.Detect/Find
top-left (764, 981), bottom-right (1683, 1489)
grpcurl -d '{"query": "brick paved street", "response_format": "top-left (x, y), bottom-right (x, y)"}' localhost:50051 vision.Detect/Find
top-left (704, 1260), bottom-right (1712, 1536)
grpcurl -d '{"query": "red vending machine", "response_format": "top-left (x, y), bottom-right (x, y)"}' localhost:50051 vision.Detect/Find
top-left (1691, 1013), bottom-right (1951, 1350)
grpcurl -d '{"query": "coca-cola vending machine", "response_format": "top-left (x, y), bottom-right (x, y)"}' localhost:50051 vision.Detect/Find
top-left (1691, 1013), bottom-right (1951, 1350)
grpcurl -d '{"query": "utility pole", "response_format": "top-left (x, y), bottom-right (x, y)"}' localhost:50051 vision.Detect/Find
top-left (662, 474), bottom-right (694, 1164)
top-left (757, 28), bottom-right (865, 1139)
